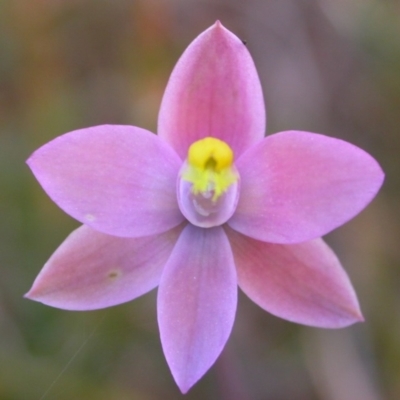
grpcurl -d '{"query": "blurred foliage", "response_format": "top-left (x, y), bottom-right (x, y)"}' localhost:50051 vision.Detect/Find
top-left (0, 0), bottom-right (399, 399)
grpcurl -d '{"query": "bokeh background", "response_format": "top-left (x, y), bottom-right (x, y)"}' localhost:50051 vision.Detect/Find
top-left (0, 0), bottom-right (399, 399)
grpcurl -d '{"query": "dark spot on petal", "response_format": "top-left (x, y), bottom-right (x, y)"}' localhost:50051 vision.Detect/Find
top-left (107, 269), bottom-right (122, 281)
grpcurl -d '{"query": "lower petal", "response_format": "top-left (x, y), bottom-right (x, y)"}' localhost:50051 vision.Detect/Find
top-left (226, 227), bottom-right (362, 328)
top-left (25, 224), bottom-right (184, 310)
top-left (158, 224), bottom-right (237, 393)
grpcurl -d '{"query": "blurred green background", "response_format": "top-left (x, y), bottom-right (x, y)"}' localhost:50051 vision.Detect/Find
top-left (0, 0), bottom-right (399, 399)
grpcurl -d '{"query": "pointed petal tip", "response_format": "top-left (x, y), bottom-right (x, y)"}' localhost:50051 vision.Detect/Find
top-left (23, 286), bottom-right (45, 303)
top-left (26, 154), bottom-right (36, 169)
top-left (357, 313), bottom-right (365, 323)
top-left (168, 365), bottom-right (203, 394)
top-left (323, 304), bottom-right (364, 329)
top-left (23, 291), bottom-right (31, 300)
top-left (209, 20), bottom-right (236, 39)
top-left (24, 285), bottom-right (38, 300)
top-left (23, 288), bottom-right (50, 307)
top-left (283, 301), bottom-right (364, 329)
top-left (334, 315), bottom-right (364, 329)
top-left (350, 308), bottom-right (365, 324)
top-left (377, 164), bottom-right (385, 191)
top-left (171, 364), bottom-right (207, 394)
top-left (24, 283), bottom-right (51, 302)
top-left (178, 383), bottom-right (193, 395)
top-left (173, 375), bottom-right (194, 394)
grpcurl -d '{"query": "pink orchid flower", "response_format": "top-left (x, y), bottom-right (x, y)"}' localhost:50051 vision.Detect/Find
top-left (26, 22), bottom-right (384, 393)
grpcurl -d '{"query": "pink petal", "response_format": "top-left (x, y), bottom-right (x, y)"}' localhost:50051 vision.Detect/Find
top-left (158, 224), bottom-right (237, 393)
top-left (25, 224), bottom-right (184, 310)
top-left (27, 125), bottom-right (184, 238)
top-left (229, 131), bottom-right (384, 243)
top-left (158, 21), bottom-right (265, 160)
top-left (226, 226), bottom-right (363, 328)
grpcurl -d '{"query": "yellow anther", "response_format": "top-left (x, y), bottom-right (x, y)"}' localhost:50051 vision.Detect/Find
top-left (182, 137), bottom-right (238, 201)
top-left (188, 137), bottom-right (233, 172)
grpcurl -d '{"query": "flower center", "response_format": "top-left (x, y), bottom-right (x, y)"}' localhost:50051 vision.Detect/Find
top-left (177, 137), bottom-right (240, 228)
top-left (182, 137), bottom-right (239, 201)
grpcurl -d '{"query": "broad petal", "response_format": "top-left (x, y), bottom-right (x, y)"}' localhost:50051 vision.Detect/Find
top-left (158, 21), bottom-right (265, 160)
top-left (226, 226), bottom-right (362, 328)
top-left (25, 224), bottom-right (184, 310)
top-left (28, 125), bottom-right (184, 237)
top-left (229, 131), bottom-right (384, 243)
top-left (158, 224), bottom-right (237, 393)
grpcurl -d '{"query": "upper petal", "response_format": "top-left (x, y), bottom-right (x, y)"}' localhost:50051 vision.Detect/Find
top-left (229, 131), bottom-right (384, 243)
top-left (226, 226), bottom-right (362, 328)
top-left (158, 224), bottom-right (237, 393)
top-left (158, 21), bottom-right (265, 159)
top-left (25, 224), bottom-right (184, 310)
top-left (28, 125), bottom-right (184, 237)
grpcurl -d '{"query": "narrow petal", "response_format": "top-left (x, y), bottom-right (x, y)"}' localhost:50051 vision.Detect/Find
top-left (226, 226), bottom-right (363, 328)
top-left (27, 125), bottom-right (184, 238)
top-left (25, 224), bottom-right (184, 310)
top-left (158, 21), bottom-right (265, 159)
top-left (158, 224), bottom-right (237, 393)
top-left (229, 131), bottom-right (384, 243)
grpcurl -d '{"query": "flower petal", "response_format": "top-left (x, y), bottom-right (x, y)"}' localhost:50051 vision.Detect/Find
top-left (25, 224), bottom-right (184, 310)
top-left (27, 125), bottom-right (184, 237)
top-left (225, 226), bottom-right (363, 328)
top-left (230, 131), bottom-right (384, 243)
top-left (158, 21), bottom-right (265, 159)
top-left (158, 224), bottom-right (237, 393)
